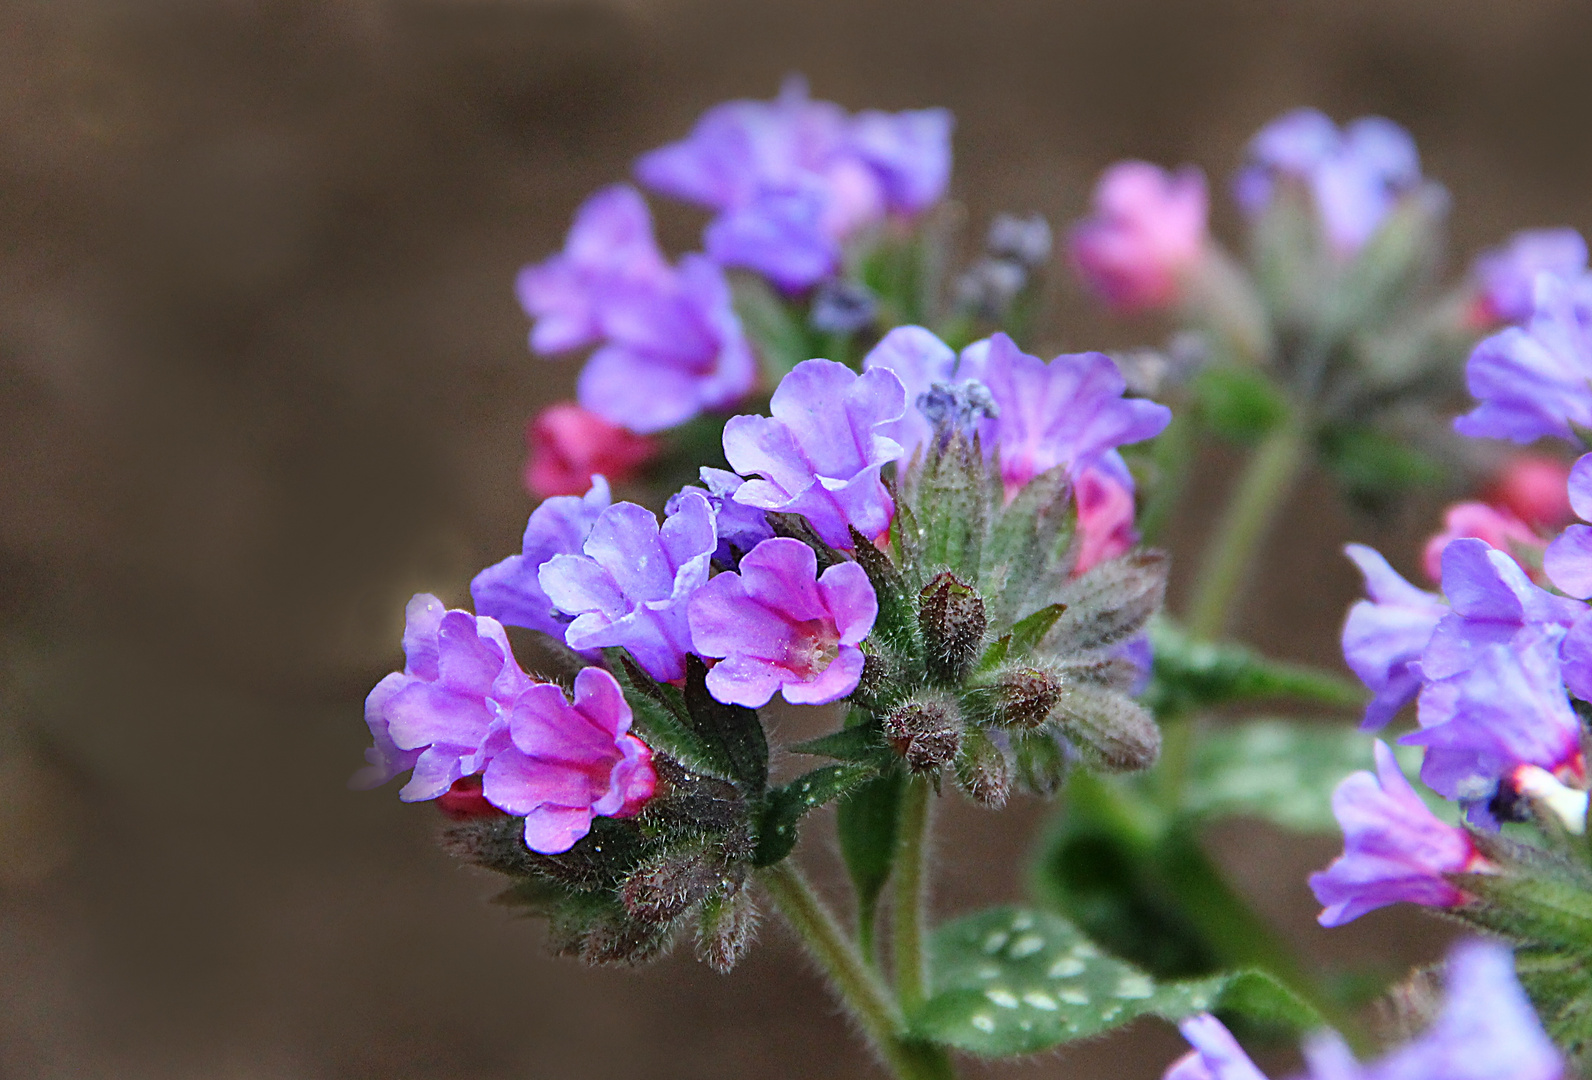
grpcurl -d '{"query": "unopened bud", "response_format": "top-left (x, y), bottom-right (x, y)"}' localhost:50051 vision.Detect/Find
top-left (919, 572), bottom-right (988, 685)
top-left (621, 845), bottom-right (723, 924)
top-left (971, 664), bottom-right (1063, 730)
top-left (986, 212), bottom-right (1053, 269)
top-left (574, 914), bottom-right (674, 967)
top-left (809, 279), bottom-right (878, 336)
top-left (697, 879), bottom-right (759, 974)
top-left (1052, 687), bottom-right (1161, 773)
top-left (955, 728), bottom-right (1012, 809)
top-left (883, 693), bottom-right (964, 773)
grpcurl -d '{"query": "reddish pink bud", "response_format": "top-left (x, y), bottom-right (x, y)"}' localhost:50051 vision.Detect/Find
top-left (1486, 454), bottom-right (1574, 531)
top-left (1073, 466), bottom-right (1138, 577)
top-left (1421, 501), bottom-right (1545, 584)
top-left (1067, 161), bottom-right (1208, 313)
top-left (524, 403), bottom-right (657, 499)
top-left (436, 775), bottom-right (505, 821)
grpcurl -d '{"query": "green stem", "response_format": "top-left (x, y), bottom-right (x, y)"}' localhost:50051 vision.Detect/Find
top-left (1186, 419), bottom-right (1309, 642)
top-left (761, 863), bottom-right (956, 1080)
top-left (891, 777), bottom-right (934, 1015)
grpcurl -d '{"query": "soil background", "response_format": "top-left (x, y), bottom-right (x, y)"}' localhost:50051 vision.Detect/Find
top-left (3, 2), bottom-right (1591, 1077)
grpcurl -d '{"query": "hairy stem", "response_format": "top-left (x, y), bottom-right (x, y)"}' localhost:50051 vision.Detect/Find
top-left (761, 862), bottom-right (957, 1080)
top-left (891, 777), bottom-right (934, 1015)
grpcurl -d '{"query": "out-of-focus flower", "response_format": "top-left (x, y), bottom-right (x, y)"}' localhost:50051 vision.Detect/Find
top-left (1421, 501), bottom-right (1544, 584)
top-left (1163, 1012), bottom-right (1270, 1080)
top-left (636, 77), bottom-right (951, 290)
top-left (1068, 161), bottom-right (1209, 312)
top-left (688, 537), bottom-right (876, 707)
top-left (1544, 453), bottom-right (1592, 598)
top-left (1310, 740), bottom-right (1487, 926)
top-left (863, 325), bottom-right (960, 462)
top-left (962, 332), bottom-right (1171, 496)
top-left (539, 492), bottom-right (718, 682)
top-left (481, 667), bottom-right (656, 854)
top-left (353, 594), bottom-right (534, 802)
top-left (725, 359), bottom-right (906, 549)
top-left (1073, 465), bottom-right (1138, 576)
top-left (1341, 544), bottom-right (1447, 730)
top-left (1469, 228), bottom-right (1588, 327)
top-left (524, 403), bottom-right (658, 499)
top-left (577, 255), bottom-right (757, 434)
top-left (986, 212), bottom-right (1053, 269)
top-left (666, 467), bottom-right (775, 566)
top-left (516, 184), bottom-right (670, 355)
top-left (808, 278), bottom-right (878, 336)
top-left (472, 477), bottom-right (612, 639)
top-left (1487, 453), bottom-right (1574, 532)
top-left (1456, 272), bottom-right (1592, 444)
top-left (1234, 108), bottom-right (1425, 256)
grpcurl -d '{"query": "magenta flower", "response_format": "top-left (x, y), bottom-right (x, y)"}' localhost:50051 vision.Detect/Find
top-left (1488, 453), bottom-right (1574, 532)
top-left (1309, 740), bottom-right (1486, 927)
top-left (577, 254), bottom-right (757, 434)
top-left (353, 593), bottom-right (534, 802)
top-left (471, 477), bottom-right (611, 640)
top-left (1341, 544), bottom-right (1447, 730)
top-left (1163, 1013), bottom-right (1270, 1080)
top-left (481, 666), bottom-right (657, 854)
top-left (688, 537), bottom-right (877, 707)
top-left (1069, 161), bottom-right (1209, 313)
top-left (1073, 464), bottom-right (1139, 576)
top-left (516, 184), bottom-right (670, 355)
top-left (724, 359), bottom-right (906, 550)
top-left (1470, 228), bottom-right (1587, 327)
top-left (1544, 452), bottom-right (1592, 598)
top-left (539, 492), bottom-right (717, 682)
top-left (523, 403), bottom-right (657, 499)
top-left (961, 333), bottom-right (1171, 496)
top-left (1421, 501), bottom-right (1544, 584)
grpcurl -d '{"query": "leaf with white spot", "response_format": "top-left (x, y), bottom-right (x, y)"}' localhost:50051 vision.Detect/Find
top-left (911, 907), bottom-right (1320, 1056)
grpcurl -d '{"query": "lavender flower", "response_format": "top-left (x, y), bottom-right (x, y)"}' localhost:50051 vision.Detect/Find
top-left (1471, 228), bottom-right (1588, 327)
top-left (1069, 161), bottom-right (1209, 312)
top-left (1163, 1013), bottom-right (1270, 1080)
top-left (688, 537), bottom-right (876, 707)
top-left (724, 358), bottom-right (906, 549)
top-left (516, 184), bottom-right (670, 355)
top-left (861, 325), bottom-right (960, 462)
top-left (353, 594), bottom-right (534, 801)
top-left (1234, 108), bottom-right (1425, 256)
top-left (848, 106), bottom-right (954, 215)
top-left (1341, 544), bottom-right (1447, 730)
top-left (1309, 740), bottom-right (1485, 926)
top-left (538, 492), bottom-right (717, 682)
top-left (961, 332), bottom-right (1171, 495)
top-left (1455, 271), bottom-right (1592, 444)
top-left (1543, 452), bottom-right (1592, 598)
top-left (577, 254), bottom-right (757, 434)
top-left (471, 477), bottom-right (612, 639)
top-left (666, 467), bottom-right (775, 565)
top-left (480, 666), bottom-right (657, 854)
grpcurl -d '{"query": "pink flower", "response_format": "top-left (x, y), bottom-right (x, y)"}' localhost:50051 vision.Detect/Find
top-left (688, 537), bottom-right (877, 708)
top-left (1072, 465), bottom-right (1139, 576)
top-left (523, 403), bottom-right (658, 499)
top-left (1486, 453), bottom-right (1574, 532)
top-left (1421, 501), bottom-right (1545, 583)
top-left (1068, 161), bottom-right (1208, 313)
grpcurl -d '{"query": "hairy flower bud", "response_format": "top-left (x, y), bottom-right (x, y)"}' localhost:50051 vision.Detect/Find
top-left (955, 728), bottom-right (1012, 809)
top-left (883, 692), bottom-right (964, 773)
top-left (919, 572), bottom-right (988, 684)
top-left (971, 664), bottom-right (1064, 730)
top-left (697, 879), bottom-right (759, 974)
top-left (621, 845), bottom-right (725, 924)
top-left (1051, 687), bottom-right (1161, 773)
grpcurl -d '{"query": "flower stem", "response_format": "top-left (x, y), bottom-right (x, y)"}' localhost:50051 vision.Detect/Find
top-left (891, 777), bottom-right (934, 1016)
top-left (761, 862), bottom-right (957, 1080)
top-left (1186, 419), bottom-right (1309, 642)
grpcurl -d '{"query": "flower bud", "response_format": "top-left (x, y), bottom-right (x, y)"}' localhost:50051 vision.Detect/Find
top-left (524, 402), bottom-right (657, 499)
top-left (919, 572), bottom-right (988, 684)
top-left (955, 728), bottom-right (1012, 809)
top-left (436, 774), bottom-right (507, 821)
top-left (1067, 161), bottom-right (1208, 313)
top-left (621, 845), bottom-right (724, 924)
top-left (1486, 454), bottom-right (1574, 532)
top-left (696, 879), bottom-right (759, 974)
top-left (883, 692), bottom-right (964, 774)
top-left (1051, 687), bottom-right (1161, 773)
top-left (969, 664), bottom-right (1063, 730)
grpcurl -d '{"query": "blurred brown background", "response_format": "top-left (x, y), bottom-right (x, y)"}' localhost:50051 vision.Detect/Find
top-left (4, 1), bottom-right (1592, 1077)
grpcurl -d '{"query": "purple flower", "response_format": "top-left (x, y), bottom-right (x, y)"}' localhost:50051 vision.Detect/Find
top-left (724, 358), bottom-right (906, 550)
top-left (1341, 544), bottom-right (1447, 730)
top-left (538, 492), bottom-right (718, 682)
top-left (1163, 1013), bottom-right (1270, 1080)
top-left (688, 537), bottom-right (876, 707)
top-left (480, 666), bottom-right (657, 854)
top-left (1470, 228), bottom-right (1588, 327)
top-left (577, 254), bottom-right (757, 434)
top-left (1309, 740), bottom-right (1485, 926)
top-left (861, 325), bottom-right (960, 462)
top-left (1234, 109), bottom-right (1425, 256)
top-left (1543, 452), bottom-right (1592, 599)
top-left (666, 467), bottom-right (775, 565)
top-left (1455, 271), bottom-right (1592, 444)
top-left (353, 593), bottom-right (534, 801)
top-left (516, 185), bottom-right (670, 355)
top-left (1370, 939), bottom-right (1562, 1080)
top-left (1069, 161), bottom-right (1209, 312)
top-left (472, 477), bottom-right (611, 639)
top-left (961, 332), bottom-right (1171, 495)
top-left (636, 77), bottom-right (951, 290)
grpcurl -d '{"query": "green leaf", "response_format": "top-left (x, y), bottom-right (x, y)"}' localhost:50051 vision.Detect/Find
top-left (912, 906), bottom-right (1319, 1056)
top-left (1191, 365), bottom-right (1289, 446)
top-left (1317, 424), bottom-right (1446, 512)
top-left (790, 719), bottom-right (890, 764)
top-left (731, 272), bottom-right (813, 383)
top-left (607, 650), bottom-right (724, 778)
top-left (1002, 604), bottom-right (1066, 664)
top-left (980, 466), bottom-right (1074, 630)
top-left (849, 525), bottom-right (922, 663)
top-left (912, 432), bottom-right (993, 582)
top-left (1145, 619), bottom-right (1366, 719)
top-left (753, 762), bottom-right (876, 866)
top-left (838, 770), bottom-right (907, 953)
top-left (1182, 719), bottom-right (1385, 832)
top-left (683, 655), bottom-right (770, 793)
